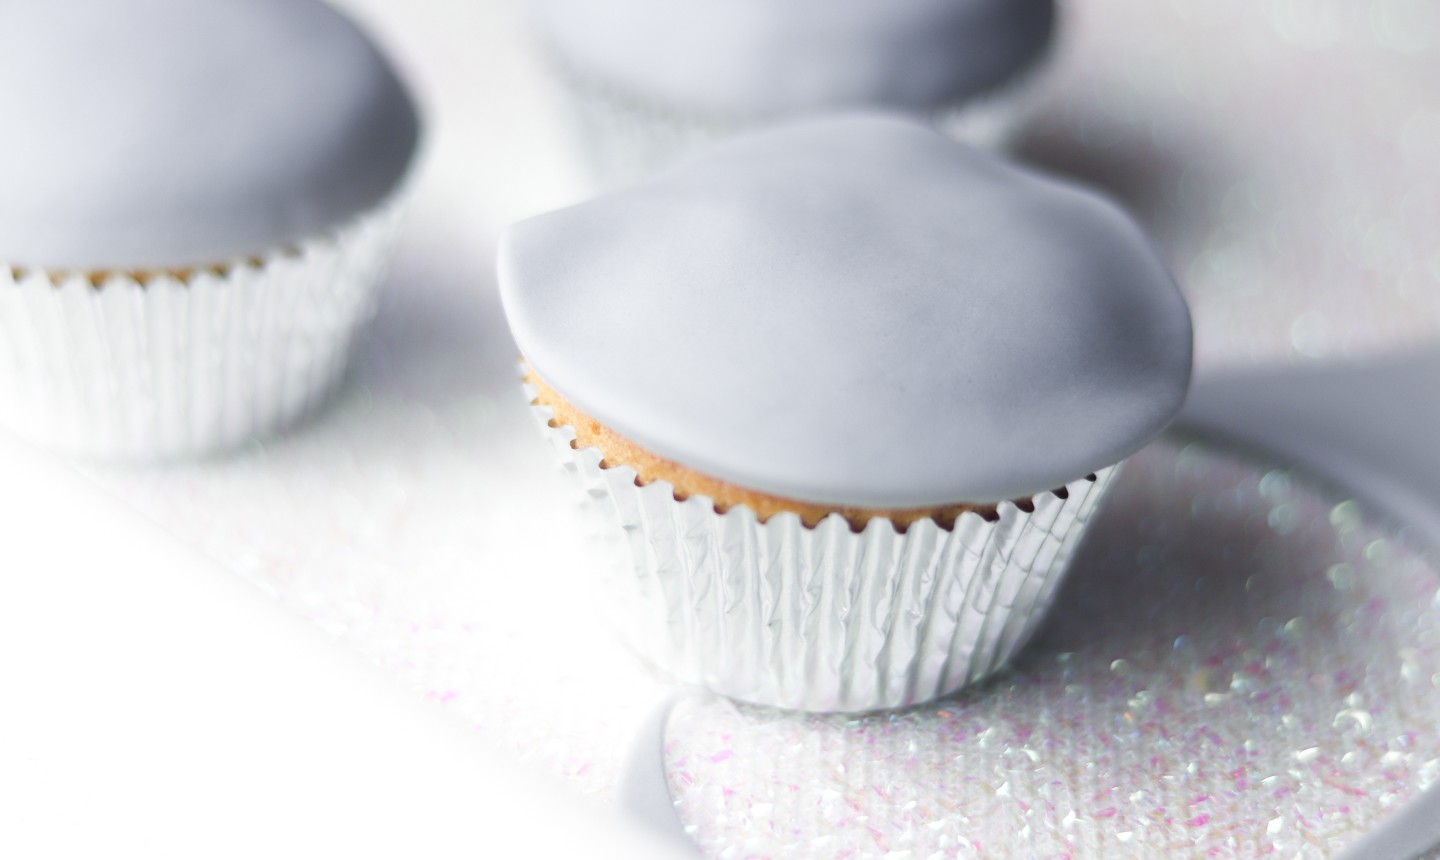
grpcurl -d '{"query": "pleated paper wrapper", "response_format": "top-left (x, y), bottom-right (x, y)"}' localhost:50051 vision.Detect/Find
top-left (530, 393), bottom-right (1119, 713)
top-left (547, 56), bottom-right (1047, 189)
top-left (0, 200), bottom-right (404, 460)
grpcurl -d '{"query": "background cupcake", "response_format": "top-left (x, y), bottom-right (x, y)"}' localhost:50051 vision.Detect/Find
top-left (500, 115), bottom-right (1193, 712)
top-left (528, 0), bottom-right (1055, 187)
top-left (0, 0), bottom-right (420, 460)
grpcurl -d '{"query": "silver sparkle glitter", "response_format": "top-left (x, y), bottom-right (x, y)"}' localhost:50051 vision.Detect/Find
top-left (665, 439), bottom-right (1440, 858)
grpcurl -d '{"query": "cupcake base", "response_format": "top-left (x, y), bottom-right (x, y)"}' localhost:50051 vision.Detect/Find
top-left (0, 200), bottom-right (403, 461)
top-left (529, 390), bottom-right (1118, 713)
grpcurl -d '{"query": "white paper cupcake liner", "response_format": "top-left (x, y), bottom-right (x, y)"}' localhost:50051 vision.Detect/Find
top-left (529, 394), bottom-right (1118, 713)
top-left (546, 58), bottom-right (740, 189)
top-left (0, 199), bottom-right (404, 460)
top-left (547, 57), bottom-right (1049, 188)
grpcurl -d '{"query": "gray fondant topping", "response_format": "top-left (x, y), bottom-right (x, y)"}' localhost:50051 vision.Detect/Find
top-left (531, 0), bottom-right (1054, 116)
top-left (500, 114), bottom-right (1192, 508)
top-left (0, 0), bottom-right (419, 270)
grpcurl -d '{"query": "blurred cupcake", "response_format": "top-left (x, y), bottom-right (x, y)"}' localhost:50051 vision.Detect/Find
top-left (530, 0), bottom-right (1055, 187)
top-left (499, 114), bottom-right (1192, 713)
top-left (0, 0), bottom-right (420, 460)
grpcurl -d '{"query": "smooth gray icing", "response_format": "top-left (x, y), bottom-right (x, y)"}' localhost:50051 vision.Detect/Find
top-left (500, 114), bottom-right (1192, 508)
top-left (0, 0), bottom-right (419, 271)
top-left (532, 0), bottom-right (1054, 116)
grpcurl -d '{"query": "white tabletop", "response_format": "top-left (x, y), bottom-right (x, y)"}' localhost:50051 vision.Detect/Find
top-left (0, 441), bottom-right (678, 858)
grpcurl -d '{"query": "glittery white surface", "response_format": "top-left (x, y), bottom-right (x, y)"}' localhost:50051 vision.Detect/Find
top-left (666, 440), bottom-right (1440, 859)
top-left (68, 0), bottom-right (1440, 856)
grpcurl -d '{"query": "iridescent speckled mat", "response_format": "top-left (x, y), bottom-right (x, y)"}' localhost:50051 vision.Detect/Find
top-left (662, 439), bottom-right (1440, 858)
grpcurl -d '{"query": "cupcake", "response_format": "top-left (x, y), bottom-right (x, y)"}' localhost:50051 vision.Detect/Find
top-left (530, 0), bottom-right (1056, 187)
top-left (499, 114), bottom-right (1193, 713)
top-left (0, 0), bottom-right (420, 460)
